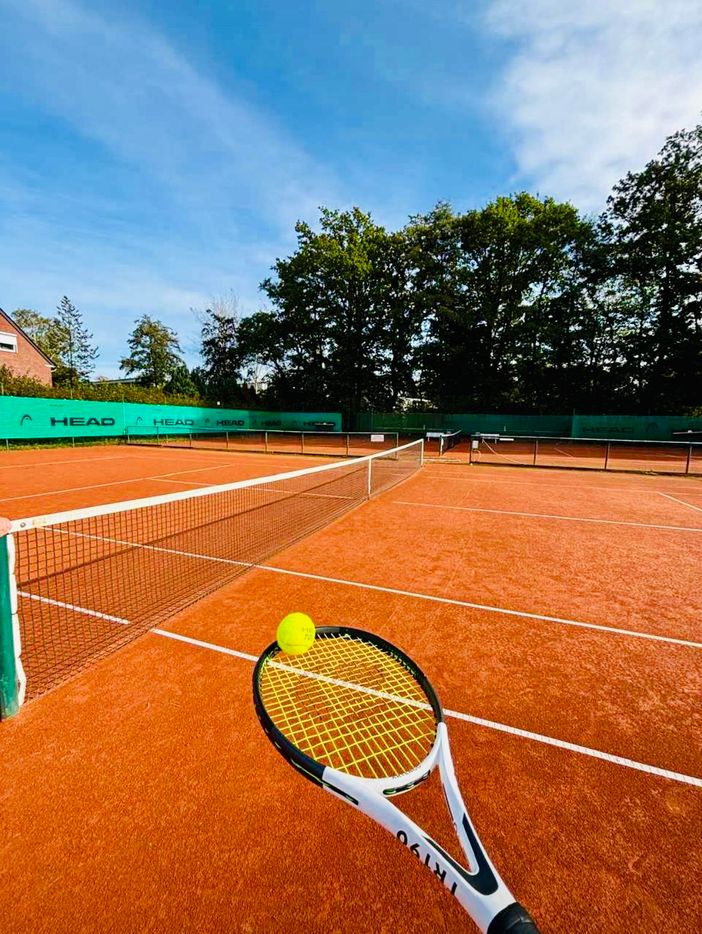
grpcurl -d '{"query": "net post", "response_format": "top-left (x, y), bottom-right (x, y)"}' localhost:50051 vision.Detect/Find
top-left (604, 441), bottom-right (610, 470)
top-left (686, 444), bottom-right (692, 475)
top-left (189, 431), bottom-right (193, 449)
top-left (420, 438), bottom-right (425, 466)
top-left (367, 458), bottom-right (372, 498)
top-left (346, 433), bottom-right (350, 456)
top-left (301, 433), bottom-right (305, 455)
top-left (533, 438), bottom-right (538, 466)
top-left (226, 432), bottom-right (230, 450)
top-left (0, 528), bottom-right (25, 719)
top-left (264, 431), bottom-right (269, 454)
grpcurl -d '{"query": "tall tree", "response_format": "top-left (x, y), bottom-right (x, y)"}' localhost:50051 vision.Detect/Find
top-left (410, 195), bottom-right (594, 411)
top-left (260, 207), bottom-right (409, 420)
top-left (53, 296), bottom-right (99, 385)
top-left (600, 123), bottom-right (702, 411)
top-left (120, 315), bottom-right (183, 388)
top-left (196, 294), bottom-right (243, 404)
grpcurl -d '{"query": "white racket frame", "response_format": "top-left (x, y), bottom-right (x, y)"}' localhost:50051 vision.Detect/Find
top-left (318, 722), bottom-right (518, 932)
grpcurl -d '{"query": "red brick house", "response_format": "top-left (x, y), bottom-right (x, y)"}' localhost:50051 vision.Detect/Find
top-left (0, 309), bottom-right (55, 386)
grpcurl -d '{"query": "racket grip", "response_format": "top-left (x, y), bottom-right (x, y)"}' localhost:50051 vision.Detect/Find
top-left (487, 902), bottom-right (540, 933)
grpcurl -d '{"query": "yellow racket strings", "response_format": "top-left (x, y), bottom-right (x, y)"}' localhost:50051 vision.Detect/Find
top-left (258, 633), bottom-right (437, 779)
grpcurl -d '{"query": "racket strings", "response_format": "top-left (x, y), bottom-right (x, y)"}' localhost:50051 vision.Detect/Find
top-left (258, 633), bottom-right (437, 779)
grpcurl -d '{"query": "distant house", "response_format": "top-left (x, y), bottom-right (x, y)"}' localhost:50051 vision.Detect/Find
top-left (0, 308), bottom-right (55, 386)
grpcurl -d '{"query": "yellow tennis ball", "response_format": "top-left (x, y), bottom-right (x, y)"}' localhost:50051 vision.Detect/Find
top-left (276, 612), bottom-right (316, 655)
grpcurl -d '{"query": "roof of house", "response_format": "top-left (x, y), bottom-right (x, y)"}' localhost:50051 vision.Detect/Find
top-left (0, 308), bottom-right (57, 368)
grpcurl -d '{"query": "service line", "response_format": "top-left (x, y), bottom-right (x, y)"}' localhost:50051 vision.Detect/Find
top-left (153, 628), bottom-right (702, 789)
top-left (394, 499), bottom-right (702, 534)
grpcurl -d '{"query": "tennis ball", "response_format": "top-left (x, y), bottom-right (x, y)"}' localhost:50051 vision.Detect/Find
top-left (276, 612), bottom-right (316, 655)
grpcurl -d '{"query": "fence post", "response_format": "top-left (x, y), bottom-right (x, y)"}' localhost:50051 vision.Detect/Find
top-left (604, 441), bottom-right (610, 470)
top-left (533, 438), bottom-right (539, 466)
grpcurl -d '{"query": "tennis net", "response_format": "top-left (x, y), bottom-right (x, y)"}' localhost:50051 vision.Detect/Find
top-left (1, 439), bottom-right (423, 712)
top-left (439, 430), bottom-right (462, 456)
top-left (126, 428), bottom-right (401, 458)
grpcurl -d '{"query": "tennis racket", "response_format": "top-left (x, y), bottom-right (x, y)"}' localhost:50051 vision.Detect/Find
top-left (252, 626), bottom-right (540, 933)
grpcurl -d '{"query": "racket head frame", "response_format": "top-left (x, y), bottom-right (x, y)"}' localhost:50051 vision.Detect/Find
top-left (252, 625), bottom-right (444, 796)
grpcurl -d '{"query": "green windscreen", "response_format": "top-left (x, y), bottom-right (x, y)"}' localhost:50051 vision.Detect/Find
top-left (0, 396), bottom-right (342, 441)
top-left (357, 411), bottom-right (702, 441)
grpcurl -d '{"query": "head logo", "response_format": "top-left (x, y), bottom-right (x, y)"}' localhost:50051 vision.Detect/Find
top-left (20, 414), bottom-right (33, 425)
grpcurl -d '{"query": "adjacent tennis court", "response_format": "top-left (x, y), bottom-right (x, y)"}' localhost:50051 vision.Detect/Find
top-left (1, 442), bottom-right (700, 932)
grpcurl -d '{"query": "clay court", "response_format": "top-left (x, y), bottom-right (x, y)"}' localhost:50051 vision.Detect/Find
top-left (1, 443), bottom-right (701, 933)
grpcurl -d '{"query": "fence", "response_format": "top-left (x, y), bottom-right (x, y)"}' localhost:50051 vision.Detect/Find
top-left (0, 396), bottom-right (342, 444)
top-left (469, 435), bottom-right (702, 476)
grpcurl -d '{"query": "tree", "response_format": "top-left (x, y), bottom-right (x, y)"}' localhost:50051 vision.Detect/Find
top-left (52, 296), bottom-right (99, 386)
top-left (120, 315), bottom-right (183, 388)
top-left (11, 309), bottom-right (65, 362)
top-left (600, 123), bottom-right (702, 411)
top-left (260, 207), bottom-right (410, 420)
top-left (195, 294), bottom-right (244, 404)
top-left (166, 363), bottom-right (198, 397)
top-left (409, 195), bottom-right (595, 411)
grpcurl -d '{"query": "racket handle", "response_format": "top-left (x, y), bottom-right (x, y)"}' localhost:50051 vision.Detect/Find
top-left (487, 902), bottom-right (540, 933)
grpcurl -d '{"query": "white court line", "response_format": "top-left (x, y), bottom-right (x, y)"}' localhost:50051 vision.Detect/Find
top-left (422, 470), bottom-right (702, 495)
top-left (152, 628), bottom-right (702, 788)
top-left (18, 591), bottom-right (129, 624)
top-left (659, 492), bottom-right (702, 515)
top-left (0, 461), bottom-right (255, 503)
top-left (254, 565), bottom-right (702, 649)
top-left (149, 478), bottom-right (220, 487)
top-left (394, 500), bottom-right (702, 534)
top-left (35, 529), bottom-right (701, 650)
top-left (0, 454), bottom-right (135, 471)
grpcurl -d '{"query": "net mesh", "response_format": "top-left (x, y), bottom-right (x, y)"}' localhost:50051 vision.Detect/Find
top-left (126, 428), bottom-right (400, 458)
top-left (257, 630), bottom-right (436, 779)
top-left (10, 440), bottom-right (423, 702)
top-left (439, 430), bottom-right (462, 456)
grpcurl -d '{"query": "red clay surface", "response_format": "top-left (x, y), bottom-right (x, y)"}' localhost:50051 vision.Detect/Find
top-left (1, 446), bottom-right (701, 933)
top-left (0, 444), bottom-right (337, 518)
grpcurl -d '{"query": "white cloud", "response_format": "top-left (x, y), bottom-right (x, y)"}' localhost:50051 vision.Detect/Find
top-left (0, 0), bottom-right (344, 374)
top-left (2, 0), bottom-right (339, 233)
top-left (484, 0), bottom-right (702, 210)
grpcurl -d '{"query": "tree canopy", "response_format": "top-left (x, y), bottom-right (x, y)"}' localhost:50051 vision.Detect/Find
top-left (244, 122), bottom-right (701, 417)
top-left (120, 315), bottom-right (184, 388)
top-left (7, 119), bottom-right (701, 418)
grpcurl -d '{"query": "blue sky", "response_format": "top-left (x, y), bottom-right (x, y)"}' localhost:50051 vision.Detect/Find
top-left (1, 0), bottom-right (701, 376)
